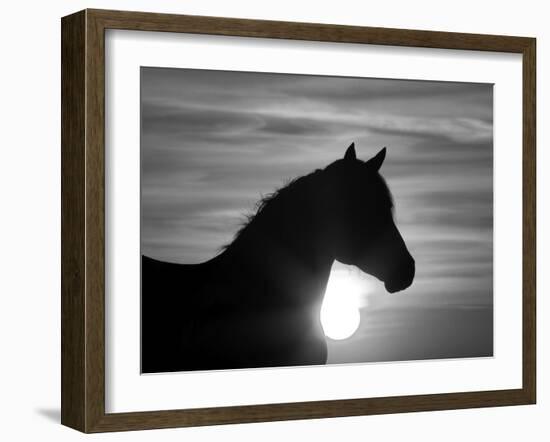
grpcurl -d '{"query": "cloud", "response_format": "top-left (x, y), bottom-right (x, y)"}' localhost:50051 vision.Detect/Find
top-left (142, 102), bottom-right (261, 136)
top-left (363, 115), bottom-right (492, 144)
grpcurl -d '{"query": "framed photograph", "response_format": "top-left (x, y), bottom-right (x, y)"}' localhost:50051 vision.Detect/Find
top-left (61, 9), bottom-right (536, 433)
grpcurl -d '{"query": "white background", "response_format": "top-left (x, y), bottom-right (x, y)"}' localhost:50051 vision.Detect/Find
top-left (0, 0), bottom-right (547, 440)
top-left (106, 30), bottom-right (522, 413)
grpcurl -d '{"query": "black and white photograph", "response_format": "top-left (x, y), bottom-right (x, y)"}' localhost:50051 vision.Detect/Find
top-left (140, 67), bottom-right (493, 374)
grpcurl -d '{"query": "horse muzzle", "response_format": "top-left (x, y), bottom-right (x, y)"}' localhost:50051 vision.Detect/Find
top-left (384, 256), bottom-right (415, 293)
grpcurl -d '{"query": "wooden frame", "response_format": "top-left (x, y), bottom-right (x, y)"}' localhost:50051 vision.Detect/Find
top-left (61, 8), bottom-right (536, 433)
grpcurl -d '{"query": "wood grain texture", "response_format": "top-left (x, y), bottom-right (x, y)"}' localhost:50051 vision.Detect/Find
top-left (89, 8), bottom-right (532, 52)
top-left (84, 10), bottom-right (107, 432)
top-left (90, 389), bottom-right (532, 433)
top-left (522, 38), bottom-right (536, 404)
top-left (61, 10), bottom-right (86, 432)
top-left (60, 8), bottom-right (537, 433)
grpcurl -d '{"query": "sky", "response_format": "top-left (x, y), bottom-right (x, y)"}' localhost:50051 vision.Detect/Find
top-left (141, 67), bottom-right (493, 364)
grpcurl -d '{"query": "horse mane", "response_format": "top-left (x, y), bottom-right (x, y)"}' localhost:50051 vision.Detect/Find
top-left (222, 161), bottom-right (395, 252)
top-left (222, 168), bottom-right (324, 250)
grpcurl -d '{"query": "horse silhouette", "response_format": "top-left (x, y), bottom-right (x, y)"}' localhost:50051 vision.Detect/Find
top-left (141, 143), bottom-right (415, 373)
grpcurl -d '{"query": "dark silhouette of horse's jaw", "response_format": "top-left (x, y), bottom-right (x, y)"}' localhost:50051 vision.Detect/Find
top-left (141, 143), bottom-right (415, 373)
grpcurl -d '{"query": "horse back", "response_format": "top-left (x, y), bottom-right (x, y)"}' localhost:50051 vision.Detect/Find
top-left (141, 255), bottom-right (209, 373)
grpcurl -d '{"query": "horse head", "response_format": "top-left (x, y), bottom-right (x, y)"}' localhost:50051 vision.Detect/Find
top-left (321, 143), bottom-right (415, 293)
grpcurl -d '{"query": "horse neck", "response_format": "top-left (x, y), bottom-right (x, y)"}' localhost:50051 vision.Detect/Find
top-left (223, 173), bottom-right (334, 282)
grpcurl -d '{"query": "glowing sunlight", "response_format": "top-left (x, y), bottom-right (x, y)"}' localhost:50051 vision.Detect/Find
top-left (320, 263), bottom-right (368, 340)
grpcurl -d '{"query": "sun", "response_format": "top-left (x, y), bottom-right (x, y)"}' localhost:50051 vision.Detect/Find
top-left (320, 265), bottom-right (366, 340)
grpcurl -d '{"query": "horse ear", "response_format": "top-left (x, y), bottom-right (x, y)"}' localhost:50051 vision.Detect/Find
top-left (344, 142), bottom-right (356, 161)
top-left (365, 147), bottom-right (386, 171)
